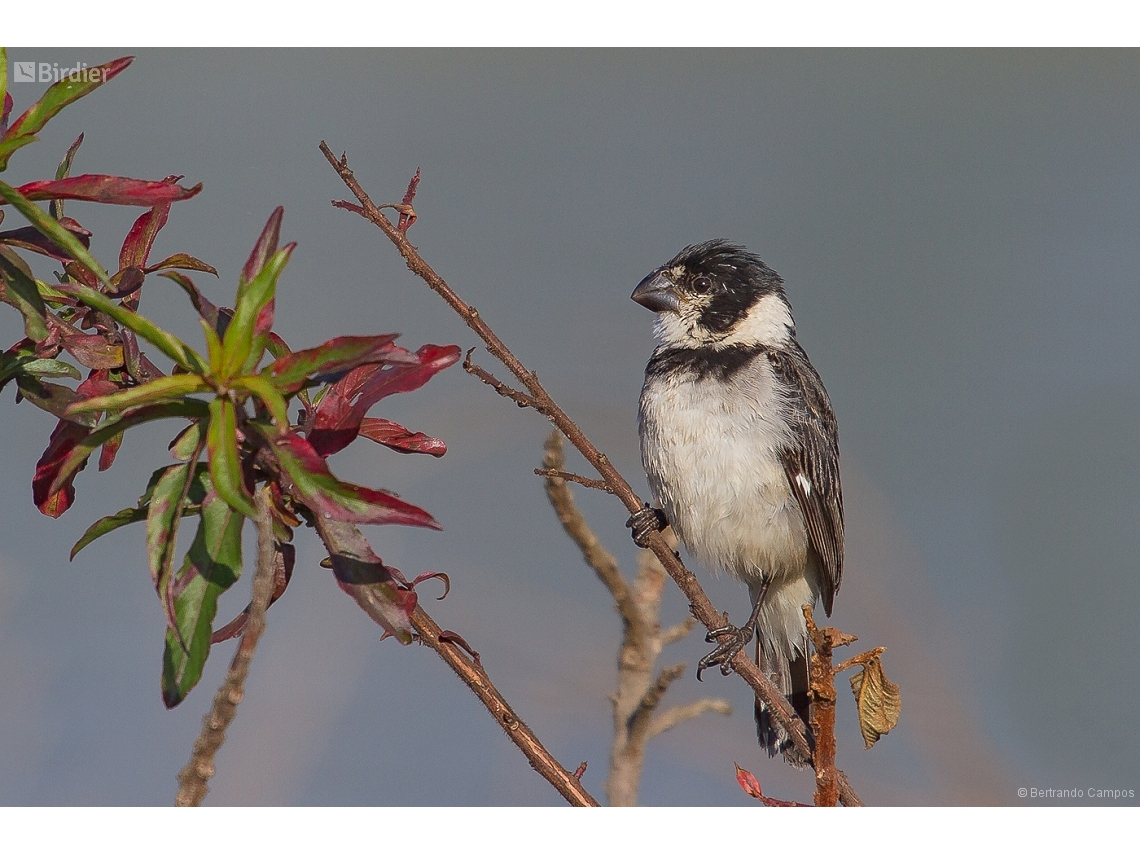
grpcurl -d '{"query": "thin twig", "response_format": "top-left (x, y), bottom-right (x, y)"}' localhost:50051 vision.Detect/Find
top-left (319, 142), bottom-right (863, 807)
top-left (463, 349), bottom-right (541, 409)
top-left (534, 468), bottom-right (615, 493)
top-left (175, 487), bottom-right (277, 806)
top-left (835, 647), bottom-right (887, 674)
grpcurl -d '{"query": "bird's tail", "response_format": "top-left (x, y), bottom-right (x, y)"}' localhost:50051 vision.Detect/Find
top-left (755, 649), bottom-right (813, 767)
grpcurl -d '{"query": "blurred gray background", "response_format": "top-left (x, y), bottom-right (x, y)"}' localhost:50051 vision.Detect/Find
top-left (1, 49), bottom-right (1138, 806)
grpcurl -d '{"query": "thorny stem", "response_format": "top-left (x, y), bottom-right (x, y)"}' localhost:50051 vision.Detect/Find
top-left (175, 486), bottom-right (277, 806)
top-left (319, 141), bottom-right (863, 807)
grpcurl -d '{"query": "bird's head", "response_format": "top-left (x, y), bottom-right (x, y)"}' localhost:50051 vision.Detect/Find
top-left (632, 239), bottom-right (794, 349)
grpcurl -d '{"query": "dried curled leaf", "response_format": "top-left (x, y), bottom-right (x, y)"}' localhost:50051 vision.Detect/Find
top-left (849, 655), bottom-right (901, 749)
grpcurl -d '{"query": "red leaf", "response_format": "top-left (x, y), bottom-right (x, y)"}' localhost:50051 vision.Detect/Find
top-left (0, 217), bottom-right (92, 261)
top-left (119, 203), bottom-right (171, 272)
top-left (32, 419), bottom-right (90, 517)
top-left (242, 207), bottom-right (283, 284)
top-left (735, 763), bottom-right (764, 799)
top-left (9, 175), bottom-right (201, 207)
top-left (99, 431), bottom-right (123, 471)
top-left (358, 417), bottom-right (447, 457)
top-left (308, 343), bottom-right (460, 457)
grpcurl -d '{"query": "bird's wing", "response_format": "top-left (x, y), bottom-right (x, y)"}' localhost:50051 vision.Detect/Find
top-left (767, 347), bottom-right (844, 614)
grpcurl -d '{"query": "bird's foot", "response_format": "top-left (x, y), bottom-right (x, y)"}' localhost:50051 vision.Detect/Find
top-left (626, 505), bottom-right (667, 548)
top-left (696, 617), bottom-right (755, 681)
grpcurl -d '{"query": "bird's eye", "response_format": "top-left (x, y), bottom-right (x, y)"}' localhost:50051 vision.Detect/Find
top-left (691, 276), bottom-right (714, 294)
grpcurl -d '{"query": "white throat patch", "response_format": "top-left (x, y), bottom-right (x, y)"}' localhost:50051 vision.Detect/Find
top-left (717, 293), bottom-right (794, 348)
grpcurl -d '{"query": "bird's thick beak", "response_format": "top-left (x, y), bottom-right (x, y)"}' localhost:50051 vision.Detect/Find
top-left (631, 271), bottom-right (682, 313)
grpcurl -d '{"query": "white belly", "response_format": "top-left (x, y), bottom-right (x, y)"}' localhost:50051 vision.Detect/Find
top-left (638, 365), bottom-right (810, 587)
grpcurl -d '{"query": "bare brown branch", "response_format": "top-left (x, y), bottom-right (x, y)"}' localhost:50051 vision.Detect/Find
top-left (463, 348), bottom-right (541, 410)
top-left (409, 604), bottom-right (599, 806)
top-left (320, 142), bottom-right (864, 807)
top-left (533, 468), bottom-right (614, 493)
top-left (175, 487), bottom-right (277, 806)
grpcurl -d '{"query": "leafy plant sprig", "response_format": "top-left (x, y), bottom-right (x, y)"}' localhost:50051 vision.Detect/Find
top-left (1, 50), bottom-right (458, 706)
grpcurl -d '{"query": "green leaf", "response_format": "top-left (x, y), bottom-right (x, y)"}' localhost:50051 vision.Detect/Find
top-left (161, 487), bottom-right (244, 708)
top-left (220, 245), bottom-right (292, 378)
top-left (50, 134), bottom-right (84, 220)
top-left (73, 505), bottom-right (147, 559)
top-left (71, 463), bottom-right (205, 560)
top-left (207, 397), bottom-right (257, 519)
top-left (0, 244), bottom-right (49, 341)
top-left (0, 57), bottom-right (133, 171)
top-left (231, 375), bottom-right (290, 430)
top-left (66, 373), bottom-right (210, 414)
top-left (170, 420), bottom-right (206, 461)
top-left (0, 352), bottom-right (79, 388)
top-left (199, 318), bottom-right (223, 372)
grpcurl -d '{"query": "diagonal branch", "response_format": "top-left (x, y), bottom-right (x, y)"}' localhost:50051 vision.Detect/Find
top-left (408, 604), bottom-right (599, 806)
top-left (319, 141), bottom-right (862, 808)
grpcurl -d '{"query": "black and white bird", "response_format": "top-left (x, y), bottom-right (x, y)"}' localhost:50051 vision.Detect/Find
top-left (627, 239), bottom-right (843, 765)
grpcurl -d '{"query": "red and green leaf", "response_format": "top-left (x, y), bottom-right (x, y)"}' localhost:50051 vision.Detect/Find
top-left (32, 399), bottom-right (209, 517)
top-left (0, 177), bottom-right (110, 286)
top-left (314, 515), bottom-right (416, 643)
top-left (0, 217), bottom-right (91, 261)
top-left (143, 252), bottom-right (217, 276)
top-left (0, 56), bottom-right (133, 171)
top-left (240, 207), bottom-right (283, 286)
top-left (257, 428), bottom-right (440, 529)
top-left (262, 333), bottom-right (402, 394)
top-left (307, 343), bottom-right (460, 456)
top-left (220, 244), bottom-right (293, 377)
top-left (145, 461), bottom-right (194, 591)
top-left (49, 134), bottom-right (85, 219)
